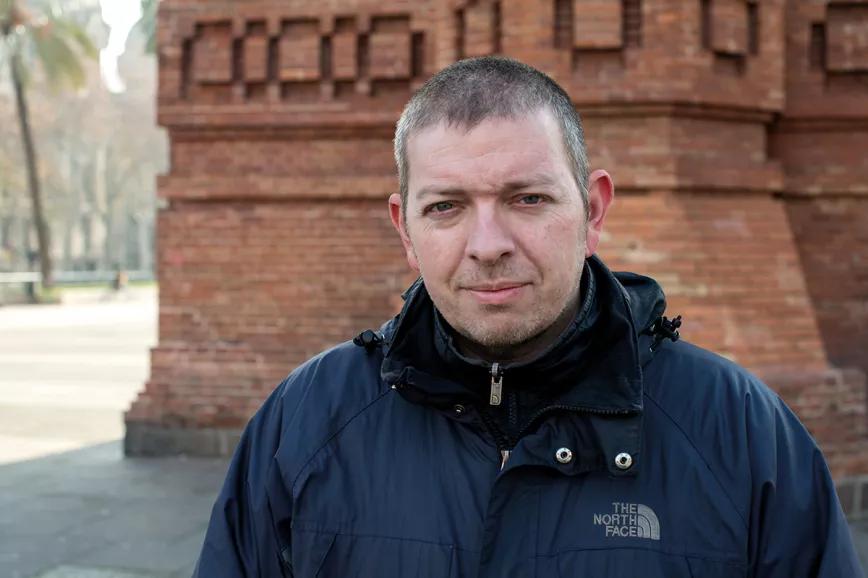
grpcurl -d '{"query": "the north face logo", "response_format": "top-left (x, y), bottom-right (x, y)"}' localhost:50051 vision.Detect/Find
top-left (593, 502), bottom-right (660, 540)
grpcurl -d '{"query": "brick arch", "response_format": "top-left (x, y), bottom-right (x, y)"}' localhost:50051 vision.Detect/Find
top-left (131, 0), bottom-right (868, 513)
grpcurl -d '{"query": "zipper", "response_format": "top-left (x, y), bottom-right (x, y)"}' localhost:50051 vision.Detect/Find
top-left (478, 402), bottom-right (509, 451)
top-left (514, 403), bottom-right (636, 441)
top-left (487, 363), bottom-right (512, 469)
top-left (500, 450), bottom-right (511, 470)
top-left (489, 362), bottom-right (503, 406)
top-left (507, 391), bottom-right (518, 432)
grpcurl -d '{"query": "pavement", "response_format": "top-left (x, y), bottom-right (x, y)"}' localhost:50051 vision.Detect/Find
top-left (0, 441), bottom-right (228, 578)
top-left (1, 286), bottom-right (867, 577)
top-left (0, 286), bottom-right (157, 465)
top-left (0, 286), bottom-right (229, 578)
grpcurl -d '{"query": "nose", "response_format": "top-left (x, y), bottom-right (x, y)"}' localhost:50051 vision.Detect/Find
top-left (465, 206), bottom-right (515, 264)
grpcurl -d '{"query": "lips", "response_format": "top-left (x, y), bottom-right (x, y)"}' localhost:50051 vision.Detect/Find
top-left (464, 282), bottom-right (529, 305)
top-left (467, 282), bottom-right (526, 292)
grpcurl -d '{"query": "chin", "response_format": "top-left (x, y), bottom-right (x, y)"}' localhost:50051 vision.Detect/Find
top-left (460, 321), bottom-right (540, 350)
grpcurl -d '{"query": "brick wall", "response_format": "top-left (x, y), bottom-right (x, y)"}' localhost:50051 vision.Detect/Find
top-left (786, 198), bottom-right (868, 385)
top-left (128, 0), bottom-right (868, 493)
top-left (774, 0), bottom-right (868, 488)
top-left (602, 191), bottom-right (826, 371)
top-left (127, 199), bottom-right (409, 429)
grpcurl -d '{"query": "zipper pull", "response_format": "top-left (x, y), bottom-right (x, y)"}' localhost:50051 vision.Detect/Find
top-left (489, 362), bottom-right (503, 406)
top-left (500, 449), bottom-right (511, 471)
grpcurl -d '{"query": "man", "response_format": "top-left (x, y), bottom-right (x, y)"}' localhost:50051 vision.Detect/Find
top-left (194, 57), bottom-right (862, 577)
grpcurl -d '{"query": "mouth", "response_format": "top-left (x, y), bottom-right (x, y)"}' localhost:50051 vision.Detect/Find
top-left (464, 282), bottom-right (530, 305)
top-left (467, 282), bottom-right (526, 291)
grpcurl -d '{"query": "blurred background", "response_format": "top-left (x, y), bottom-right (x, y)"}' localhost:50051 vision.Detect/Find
top-left (1, 0), bottom-right (867, 576)
top-left (1, 0), bottom-right (161, 460)
top-left (1, 0), bottom-right (163, 294)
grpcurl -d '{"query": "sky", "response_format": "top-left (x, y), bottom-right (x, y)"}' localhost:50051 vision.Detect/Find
top-left (98, 0), bottom-right (143, 93)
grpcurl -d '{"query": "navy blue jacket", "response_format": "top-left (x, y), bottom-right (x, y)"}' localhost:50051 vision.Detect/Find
top-left (194, 256), bottom-right (862, 577)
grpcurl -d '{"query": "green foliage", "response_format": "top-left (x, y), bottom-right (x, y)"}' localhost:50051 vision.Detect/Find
top-left (0, 0), bottom-right (97, 91)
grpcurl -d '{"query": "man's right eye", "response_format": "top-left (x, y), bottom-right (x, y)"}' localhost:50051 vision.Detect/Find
top-left (428, 201), bottom-right (455, 214)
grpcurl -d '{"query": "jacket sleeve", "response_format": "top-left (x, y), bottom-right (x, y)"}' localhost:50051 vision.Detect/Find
top-left (193, 382), bottom-right (295, 578)
top-left (746, 384), bottom-right (864, 578)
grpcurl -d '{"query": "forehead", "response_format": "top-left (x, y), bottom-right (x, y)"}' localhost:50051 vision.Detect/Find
top-left (405, 109), bottom-right (572, 195)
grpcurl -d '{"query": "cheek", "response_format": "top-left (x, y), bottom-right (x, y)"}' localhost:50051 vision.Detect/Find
top-left (409, 227), bottom-right (465, 282)
top-left (527, 218), bottom-right (584, 269)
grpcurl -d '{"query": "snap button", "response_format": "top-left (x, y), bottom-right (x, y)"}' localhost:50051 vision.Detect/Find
top-left (555, 447), bottom-right (573, 464)
top-left (453, 404), bottom-right (465, 416)
top-left (614, 452), bottom-right (633, 470)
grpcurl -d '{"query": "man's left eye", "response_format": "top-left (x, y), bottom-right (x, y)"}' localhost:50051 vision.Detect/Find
top-left (518, 195), bottom-right (543, 205)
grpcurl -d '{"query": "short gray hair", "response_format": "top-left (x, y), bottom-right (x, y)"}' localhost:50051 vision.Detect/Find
top-left (394, 56), bottom-right (590, 216)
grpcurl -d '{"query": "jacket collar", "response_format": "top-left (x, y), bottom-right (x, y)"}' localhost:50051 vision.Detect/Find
top-left (381, 256), bottom-right (664, 412)
top-left (379, 256), bottom-right (668, 477)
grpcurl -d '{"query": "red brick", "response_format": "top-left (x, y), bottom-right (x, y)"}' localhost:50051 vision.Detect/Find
top-left (573, 0), bottom-right (622, 50)
top-left (279, 20), bottom-right (320, 81)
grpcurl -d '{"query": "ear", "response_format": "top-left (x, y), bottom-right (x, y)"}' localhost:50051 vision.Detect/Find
top-left (388, 193), bottom-right (421, 272)
top-left (584, 169), bottom-right (615, 257)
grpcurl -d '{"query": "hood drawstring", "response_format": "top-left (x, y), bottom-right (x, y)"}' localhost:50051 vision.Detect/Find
top-left (649, 315), bottom-right (682, 352)
top-left (353, 329), bottom-right (385, 352)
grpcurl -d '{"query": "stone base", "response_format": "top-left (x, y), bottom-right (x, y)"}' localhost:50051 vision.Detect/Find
top-left (838, 477), bottom-right (868, 521)
top-left (124, 422), bottom-right (243, 457)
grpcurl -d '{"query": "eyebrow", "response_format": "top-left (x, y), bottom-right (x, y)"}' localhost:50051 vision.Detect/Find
top-left (416, 186), bottom-right (466, 201)
top-left (414, 174), bottom-right (559, 201)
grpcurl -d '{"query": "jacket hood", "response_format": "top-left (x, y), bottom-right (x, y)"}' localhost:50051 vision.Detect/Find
top-left (380, 255), bottom-right (668, 413)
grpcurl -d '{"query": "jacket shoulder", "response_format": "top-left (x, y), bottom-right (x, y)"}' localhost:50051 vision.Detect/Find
top-left (641, 339), bottom-right (823, 523)
top-left (271, 339), bottom-right (389, 484)
top-left (193, 339), bottom-right (389, 576)
top-left (643, 338), bottom-right (780, 413)
top-left (641, 339), bottom-right (804, 454)
top-left (644, 341), bottom-right (861, 575)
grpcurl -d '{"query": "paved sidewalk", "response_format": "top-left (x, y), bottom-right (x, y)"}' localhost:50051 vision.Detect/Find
top-left (0, 441), bottom-right (229, 578)
top-left (0, 286), bottom-right (156, 465)
top-left (0, 286), bottom-right (230, 578)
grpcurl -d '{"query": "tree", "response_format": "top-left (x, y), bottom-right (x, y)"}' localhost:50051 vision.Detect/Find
top-left (0, 0), bottom-right (96, 290)
top-left (138, 0), bottom-right (157, 55)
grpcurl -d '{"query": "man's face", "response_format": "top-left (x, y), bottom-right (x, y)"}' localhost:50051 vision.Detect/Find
top-left (389, 109), bottom-right (612, 359)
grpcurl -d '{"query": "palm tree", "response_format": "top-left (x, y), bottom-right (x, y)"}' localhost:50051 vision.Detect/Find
top-left (0, 0), bottom-right (96, 292)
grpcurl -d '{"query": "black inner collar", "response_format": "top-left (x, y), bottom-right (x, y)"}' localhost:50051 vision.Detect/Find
top-left (382, 256), bottom-right (650, 424)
